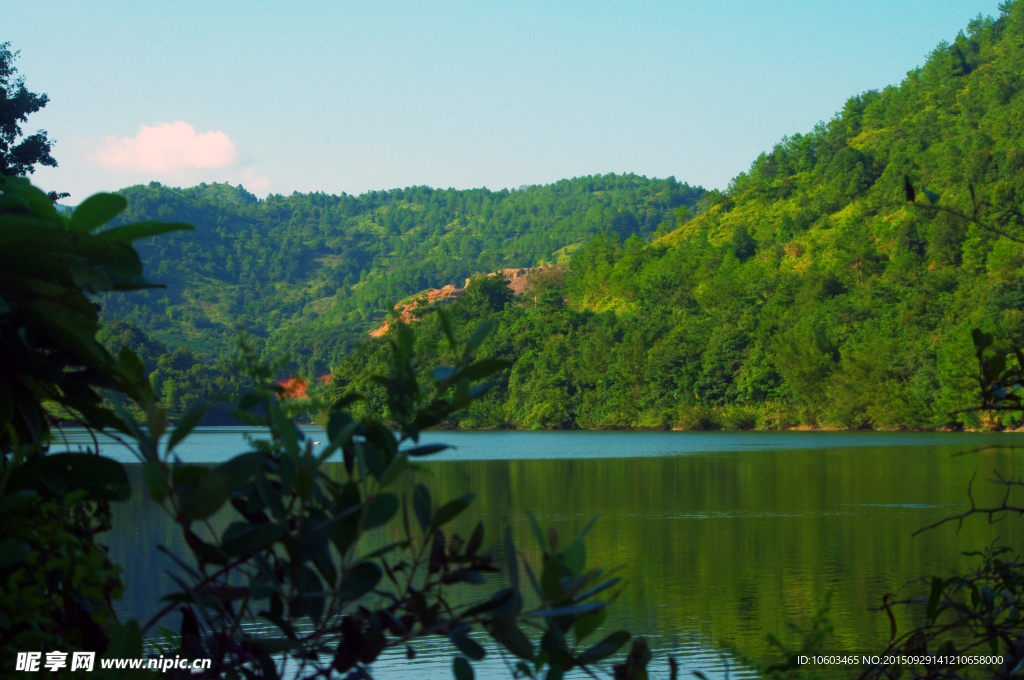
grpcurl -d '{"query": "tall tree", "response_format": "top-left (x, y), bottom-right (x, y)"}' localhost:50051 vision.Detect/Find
top-left (0, 42), bottom-right (67, 201)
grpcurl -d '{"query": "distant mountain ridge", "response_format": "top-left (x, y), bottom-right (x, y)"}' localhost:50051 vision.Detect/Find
top-left (99, 174), bottom-right (704, 377)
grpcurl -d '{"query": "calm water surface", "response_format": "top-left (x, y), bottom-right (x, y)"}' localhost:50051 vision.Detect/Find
top-left (65, 429), bottom-right (1024, 679)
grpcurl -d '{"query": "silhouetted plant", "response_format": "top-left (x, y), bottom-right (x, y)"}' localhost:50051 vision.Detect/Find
top-left (1, 174), bottom-right (650, 679)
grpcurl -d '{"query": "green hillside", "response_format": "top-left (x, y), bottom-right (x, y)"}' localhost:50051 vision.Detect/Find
top-left (330, 3), bottom-right (1024, 430)
top-left (99, 175), bottom-right (703, 377)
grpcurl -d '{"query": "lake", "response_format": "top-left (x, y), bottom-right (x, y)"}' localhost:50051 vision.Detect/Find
top-left (66, 428), bottom-right (1024, 679)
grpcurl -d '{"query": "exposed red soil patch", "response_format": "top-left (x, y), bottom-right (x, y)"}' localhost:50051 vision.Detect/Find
top-left (369, 266), bottom-right (557, 337)
top-left (275, 373), bottom-right (334, 399)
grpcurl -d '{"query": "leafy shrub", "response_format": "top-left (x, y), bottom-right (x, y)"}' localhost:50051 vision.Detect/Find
top-left (674, 404), bottom-right (722, 430)
top-left (0, 175), bottom-right (653, 679)
top-left (719, 406), bottom-right (758, 430)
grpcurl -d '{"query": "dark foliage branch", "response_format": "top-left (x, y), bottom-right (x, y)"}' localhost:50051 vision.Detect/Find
top-left (120, 319), bottom-right (650, 680)
top-left (0, 43), bottom-right (68, 200)
top-left (0, 174), bottom-right (660, 679)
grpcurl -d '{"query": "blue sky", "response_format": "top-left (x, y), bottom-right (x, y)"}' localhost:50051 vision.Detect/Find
top-left (7, 0), bottom-right (1003, 201)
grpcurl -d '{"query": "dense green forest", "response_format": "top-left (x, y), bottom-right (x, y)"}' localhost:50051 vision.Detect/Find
top-left (101, 3), bottom-right (1024, 429)
top-left (98, 175), bottom-right (703, 370)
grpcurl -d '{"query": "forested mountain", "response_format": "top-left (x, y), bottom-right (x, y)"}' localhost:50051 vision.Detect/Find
top-left (98, 175), bottom-right (703, 377)
top-left (329, 3), bottom-right (1024, 430)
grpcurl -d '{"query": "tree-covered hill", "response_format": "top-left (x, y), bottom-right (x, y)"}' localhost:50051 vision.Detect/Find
top-left (332, 3), bottom-right (1024, 430)
top-left (98, 174), bottom-right (703, 377)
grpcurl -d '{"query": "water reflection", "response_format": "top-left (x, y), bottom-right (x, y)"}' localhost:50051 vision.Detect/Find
top-left (98, 431), bottom-right (1024, 677)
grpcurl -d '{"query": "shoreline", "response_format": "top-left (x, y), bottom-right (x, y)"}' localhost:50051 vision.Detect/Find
top-left (353, 421), bottom-right (1024, 434)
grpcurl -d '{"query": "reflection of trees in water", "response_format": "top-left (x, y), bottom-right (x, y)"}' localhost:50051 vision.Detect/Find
top-left (106, 443), bottom-right (1022, 668)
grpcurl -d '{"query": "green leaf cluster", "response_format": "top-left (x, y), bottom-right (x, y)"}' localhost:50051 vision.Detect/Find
top-left (124, 315), bottom-right (648, 679)
top-left (0, 173), bottom-right (191, 676)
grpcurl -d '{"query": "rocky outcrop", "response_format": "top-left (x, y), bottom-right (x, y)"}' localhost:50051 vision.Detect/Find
top-left (370, 266), bottom-right (557, 337)
top-left (465, 266), bottom-right (555, 296)
top-left (369, 284), bottom-right (466, 338)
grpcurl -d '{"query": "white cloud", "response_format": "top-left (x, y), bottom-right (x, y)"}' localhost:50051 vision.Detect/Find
top-left (92, 121), bottom-right (239, 173)
top-left (240, 166), bottom-right (271, 195)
